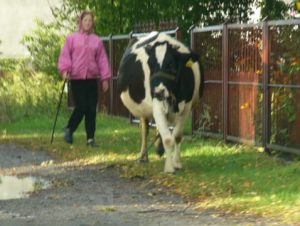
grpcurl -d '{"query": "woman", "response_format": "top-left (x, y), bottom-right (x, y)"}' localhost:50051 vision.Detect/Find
top-left (58, 11), bottom-right (111, 147)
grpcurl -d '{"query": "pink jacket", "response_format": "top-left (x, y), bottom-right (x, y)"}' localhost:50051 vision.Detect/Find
top-left (58, 32), bottom-right (111, 81)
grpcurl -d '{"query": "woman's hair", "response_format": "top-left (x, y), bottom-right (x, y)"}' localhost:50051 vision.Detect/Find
top-left (78, 11), bottom-right (94, 33)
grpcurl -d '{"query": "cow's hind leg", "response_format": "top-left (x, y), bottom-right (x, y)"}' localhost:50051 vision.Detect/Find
top-left (139, 117), bottom-right (149, 162)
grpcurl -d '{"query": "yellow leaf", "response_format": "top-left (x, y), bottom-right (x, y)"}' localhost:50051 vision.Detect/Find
top-left (257, 147), bottom-right (264, 153)
top-left (243, 181), bottom-right (252, 188)
top-left (256, 70), bottom-right (262, 75)
top-left (253, 196), bottom-right (261, 202)
top-left (240, 102), bottom-right (250, 110)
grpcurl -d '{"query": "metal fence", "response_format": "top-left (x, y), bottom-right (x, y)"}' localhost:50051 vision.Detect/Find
top-left (191, 19), bottom-right (300, 155)
top-left (87, 19), bottom-right (300, 155)
top-left (67, 33), bottom-right (132, 117)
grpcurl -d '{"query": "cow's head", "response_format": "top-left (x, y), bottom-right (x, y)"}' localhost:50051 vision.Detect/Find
top-left (145, 40), bottom-right (199, 111)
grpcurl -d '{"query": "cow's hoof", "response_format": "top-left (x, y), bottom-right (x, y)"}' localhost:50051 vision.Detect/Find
top-left (164, 167), bottom-right (176, 174)
top-left (138, 156), bottom-right (149, 163)
top-left (164, 169), bottom-right (176, 174)
top-left (173, 162), bottom-right (183, 170)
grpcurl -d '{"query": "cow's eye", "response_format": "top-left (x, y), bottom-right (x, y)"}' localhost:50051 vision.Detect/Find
top-left (165, 61), bottom-right (176, 72)
top-left (163, 59), bottom-right (173, 68)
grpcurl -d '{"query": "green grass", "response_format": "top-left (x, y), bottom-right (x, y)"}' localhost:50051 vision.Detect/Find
top-left (1, 111), bottom-right (300, 224)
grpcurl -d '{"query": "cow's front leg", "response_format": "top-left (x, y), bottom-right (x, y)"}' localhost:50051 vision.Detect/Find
top-left (173, 137), bottom-right (183, 169)
top-left (163, 136), bottom-right (175, 173)
top-left (139, 117), bottom-right (149, 162)
top-left (153, 100), bottom-right (175, 173)
top-left (172, 109), bottom-right (190, 170)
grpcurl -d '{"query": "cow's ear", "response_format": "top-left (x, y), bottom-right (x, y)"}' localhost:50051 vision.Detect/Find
top-left (185, 51), bottom-right (199, 68)
top-left (127, 37), bottom-right (138, 48)
top-left (177, 52), bottom-right (198, 78)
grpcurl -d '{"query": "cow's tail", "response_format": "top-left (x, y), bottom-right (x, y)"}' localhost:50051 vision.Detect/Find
top-left (154, 132), bottom-right (165, 157)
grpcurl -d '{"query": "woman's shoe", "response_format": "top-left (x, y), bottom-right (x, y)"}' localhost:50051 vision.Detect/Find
top-left (87, 139), bottom-right (98, 148)
top-left (64, 127), bottom-right (73, 144)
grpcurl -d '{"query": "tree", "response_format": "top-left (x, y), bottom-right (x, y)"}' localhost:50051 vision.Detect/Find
top-left (25, 0), bottom-right (291, 78)
top-left (21, 19), bottom-right (66, 78)
top-left (56, 0), bottom-right (256, 39)
top-left (0, 40), bottom-right (2, 55)
top-left (259, 0), bottom-right (289, 20)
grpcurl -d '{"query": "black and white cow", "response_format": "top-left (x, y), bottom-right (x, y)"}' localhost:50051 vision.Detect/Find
top-left (117, 32), bottom-right (204, 173)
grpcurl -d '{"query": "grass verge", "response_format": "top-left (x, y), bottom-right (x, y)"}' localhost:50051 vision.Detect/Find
top-left (1, 112), bottom-right (300, 224)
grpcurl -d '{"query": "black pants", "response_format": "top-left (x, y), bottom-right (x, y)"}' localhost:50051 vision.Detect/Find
top-left (67, 79), bottom-right (98, 140)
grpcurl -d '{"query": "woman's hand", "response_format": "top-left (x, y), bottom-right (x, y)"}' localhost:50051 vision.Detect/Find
top-left (62, 71), bottom-right (70, 80)
top-left (102, 80), bottom-right (109, 93)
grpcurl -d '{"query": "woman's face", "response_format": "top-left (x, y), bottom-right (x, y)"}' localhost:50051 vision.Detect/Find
top-left (81, 14), bottom-right (93, 32)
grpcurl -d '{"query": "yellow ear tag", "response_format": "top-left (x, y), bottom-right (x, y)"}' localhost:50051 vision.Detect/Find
top-left (186, 58), bottom-right (194, 68)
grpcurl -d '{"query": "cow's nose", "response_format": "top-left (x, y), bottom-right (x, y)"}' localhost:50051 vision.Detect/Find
top-left (154, 90), bottom-right (166, 101)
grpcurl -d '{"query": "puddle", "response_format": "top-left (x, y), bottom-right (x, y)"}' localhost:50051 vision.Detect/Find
top-left (0, 176), bottom-right (51, 200)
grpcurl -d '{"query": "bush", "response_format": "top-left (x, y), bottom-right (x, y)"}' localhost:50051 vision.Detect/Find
top-left (0, 72), bottom-right (65, 123)
top-left (0, 57), bottom-right (34, 75)
top-left (21, 19), bottom-right (66, 79)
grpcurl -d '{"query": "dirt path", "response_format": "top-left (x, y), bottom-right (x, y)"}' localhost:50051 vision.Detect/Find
top-left (0, 143), bottom-right (290, 226)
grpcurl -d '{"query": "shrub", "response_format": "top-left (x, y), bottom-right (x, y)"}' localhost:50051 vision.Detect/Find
top-left (0, 71), bottom-right (65, 123)
top-left (21, 19), bottom-right (66, 80)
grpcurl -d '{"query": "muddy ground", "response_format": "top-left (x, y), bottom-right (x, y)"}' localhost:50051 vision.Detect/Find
top-left (0, 143), bottom-right (291, 226)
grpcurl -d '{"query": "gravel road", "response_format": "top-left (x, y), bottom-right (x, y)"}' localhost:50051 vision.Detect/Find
top-left (0, 143), bottom-right (291, 226)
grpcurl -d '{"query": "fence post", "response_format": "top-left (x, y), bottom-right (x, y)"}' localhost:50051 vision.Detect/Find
top-left (108, 33), bottom-right (114, 115)
top-left (262, 21), bottom-right (271, 153)
top-left (189, 24), bottom-right (196, 135)
top-left (222, 23), bottom-right (229, 141)
top-left (175, 26), bottom-right (182, 41)
top-left (128, 31), bottom-right (134, 124)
